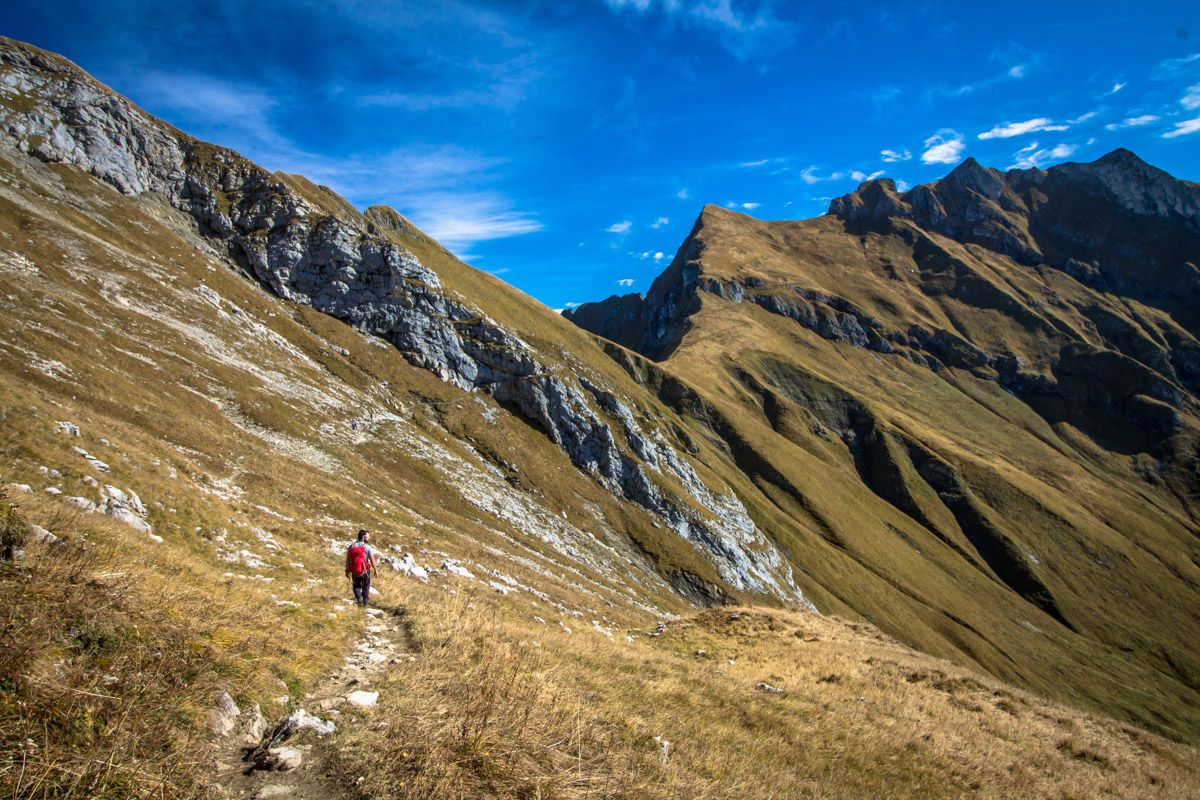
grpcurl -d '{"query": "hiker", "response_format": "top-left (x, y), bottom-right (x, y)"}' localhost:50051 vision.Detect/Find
top-left (345, 528), bottom-right (379, 608)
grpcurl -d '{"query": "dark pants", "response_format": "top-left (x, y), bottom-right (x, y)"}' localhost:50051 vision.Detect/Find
top-left (352, 573), bottom-right (371, 607)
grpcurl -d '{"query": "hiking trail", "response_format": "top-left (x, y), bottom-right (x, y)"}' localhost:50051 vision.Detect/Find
top-left (210, 604), bottom-right (415, 799)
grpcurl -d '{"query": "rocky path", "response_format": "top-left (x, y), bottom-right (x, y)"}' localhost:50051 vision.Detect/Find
top-left (211, 605), bottom-right (414, 800)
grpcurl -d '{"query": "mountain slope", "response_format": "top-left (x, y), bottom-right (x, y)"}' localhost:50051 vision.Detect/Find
top-left (567, 154), bottom-right (1200, 740)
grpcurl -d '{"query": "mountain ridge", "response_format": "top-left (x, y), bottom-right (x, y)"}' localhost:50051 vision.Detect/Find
top-left (2, 31), bottom-right (1200, 755)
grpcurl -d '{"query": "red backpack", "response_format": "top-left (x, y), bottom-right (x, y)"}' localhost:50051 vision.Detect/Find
top-left (348, 543), bottom-right (370, 576)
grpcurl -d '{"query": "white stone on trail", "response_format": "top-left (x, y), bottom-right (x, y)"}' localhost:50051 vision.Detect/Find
top-left (487, 580), bottom-right (512, 595)
top-left (8, 483), bottom-right (32, 493)
top-left (63, 495), bottom-right (94, 511)
top-left (756, 682), bottom-right (785, 695)
top-left (255, 785), bottom-right (297, 800)
top-left (45, 486), bottom-right (62, 496)
top-left (266, 746), bottom-right (303, 771)
top-left (208, 692), bottom-right (241, 737)
top-left (346, 690), bottom-right (379, 708)
top-left (148, 533), bottom-right (164, 544)
top-left (242, 703), bottom-right (268, 746)
top-left (442, 559), bottom-right (475, 579)
top-left (54, 421), bottom-right (80, 436)
top-left (282, 709), bottom-right (337, 737)
top-left (364, 608), bottom-right (384, 618)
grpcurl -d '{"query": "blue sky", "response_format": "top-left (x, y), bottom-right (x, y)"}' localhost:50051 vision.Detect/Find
top-left (3, 1), bottom-right (1199, 310)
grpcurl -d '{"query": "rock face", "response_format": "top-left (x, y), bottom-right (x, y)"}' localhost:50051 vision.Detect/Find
top-left (0, 36), bottom-right (808, 607)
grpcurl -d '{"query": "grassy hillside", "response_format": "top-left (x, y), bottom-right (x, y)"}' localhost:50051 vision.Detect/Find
top-left (568, 197), bottom-right (1200, 741)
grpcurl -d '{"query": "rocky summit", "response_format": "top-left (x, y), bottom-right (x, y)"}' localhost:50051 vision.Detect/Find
top-left (2, 34), bottom-right (1200, 800)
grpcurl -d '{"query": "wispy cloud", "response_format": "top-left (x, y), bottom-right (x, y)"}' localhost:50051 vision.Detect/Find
top-left (920, 61), bottom-right (1030, 102)
top-left (740, 201), bottom-right (761, 209)
top-left (1104, 114), bottom-right (1160, 131)
top-left (739, 156), bottom-right (788, 170)
top-left (358, 86), bottom-right (523, 112)
top-left (676, 187), bottom-right (692, 200)
top-left (880, 148), bottom-right (911, 162)
top-left (607, 220), bottom-right (633, 234)
top-left (637, 250), bottom-right (666, 261)
top-left (604, 0), bottom-right (798, 60)
top-left (850, 170), bottom-right (885, 182)
top-left (799, 166), bottom-right (846, 184)
top-left (1010, 142), bottom-right (1076, 169)
top-left (406, 192), bottom-right (542, 250)
top-left (618, 277), bottom-right (635, 286)
top-left (1163, 117), bottom-right (1200, 139)
top-left (921, 129), bottom-right (965, 164)
top-left (651, 216), bottom-right (670, 228)
top-left (133, 71), bottom-right (290, 155)
top-left (1070, 111), bottom-right (1098, 124)
top-left (1182, 85), bottom-right (1200, 111)
top-left (1156, 52), bottom-right (1200, 75)
top-left (978, 117), bottom-right (1068, 140)
top-left (1110, 82), bottom-right (1127, 94)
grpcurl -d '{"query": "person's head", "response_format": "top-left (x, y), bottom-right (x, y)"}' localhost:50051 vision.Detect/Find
top-left (357, 528), bottom-right (369, 542)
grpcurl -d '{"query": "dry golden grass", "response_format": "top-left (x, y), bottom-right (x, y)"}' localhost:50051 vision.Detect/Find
top-left (333, 588), bottom-right (1200, 800)
top-left (0, 493), bottom-right (357, 799)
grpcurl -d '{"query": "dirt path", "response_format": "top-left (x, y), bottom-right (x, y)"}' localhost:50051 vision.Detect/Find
top-left (211, 605), bottom-right (414, 800)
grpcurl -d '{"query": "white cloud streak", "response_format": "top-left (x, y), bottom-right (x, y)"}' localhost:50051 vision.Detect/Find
top-left (1182, 85), bottom-right (1200, 111)
top-left (799, 166), bottom-right (845, 184)
top-left (604, 0), bottom-right (797, 60)
top-left (1104, 114), bottom-right (1160, 131)
top-left (977, 117), bottom-right (1068, 140)
top-left (607, 220), bottom-right (633, 234)
top-left (618, 278), bottom-right (635, 286)
top-left (1163, 117), bottom-right (1200, 139)
top-left (880, 148), bottom-right (911, 162)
